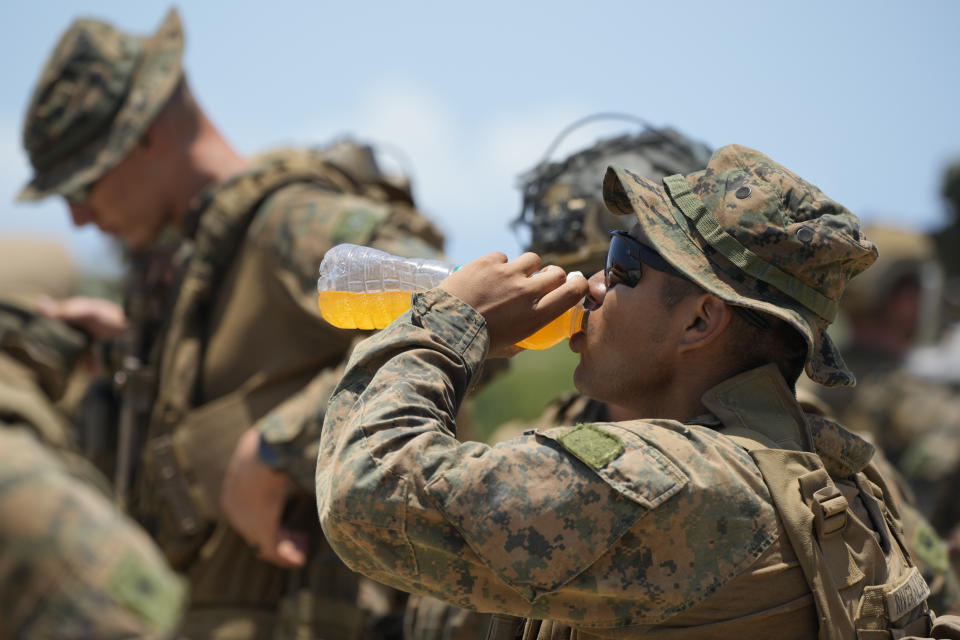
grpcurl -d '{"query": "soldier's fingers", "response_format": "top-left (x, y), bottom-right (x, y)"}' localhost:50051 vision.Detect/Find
top-left (510, 252), bottom-right (542, 276)
top-left (474, 251), bottom-right (509, 265)
top-left (528, 265), bottom-right (567, 293)
top-left (534, 271), bottom-right (588, 318)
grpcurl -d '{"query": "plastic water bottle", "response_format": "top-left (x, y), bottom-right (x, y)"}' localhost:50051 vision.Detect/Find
top-left (316, 244), bottom-right (584, 350)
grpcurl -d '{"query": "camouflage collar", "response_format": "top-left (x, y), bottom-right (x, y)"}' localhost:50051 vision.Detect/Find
top-left (805, 414), bottom-right (875, 477)
top-left (693, 364), bottom-right (874, 476)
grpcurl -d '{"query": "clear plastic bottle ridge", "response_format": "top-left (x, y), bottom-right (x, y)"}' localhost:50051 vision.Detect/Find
top-left (316, 244), bottom-right (583, 350)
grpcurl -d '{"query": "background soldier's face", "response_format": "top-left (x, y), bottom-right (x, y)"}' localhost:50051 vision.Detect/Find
top-left (66, 140), bottom-right (173, 249)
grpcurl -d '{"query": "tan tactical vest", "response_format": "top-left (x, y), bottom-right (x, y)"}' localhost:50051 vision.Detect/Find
top-left (493, 366), bottom-right (936, 640)
top-left (134, 149), bottom-right (437, 557)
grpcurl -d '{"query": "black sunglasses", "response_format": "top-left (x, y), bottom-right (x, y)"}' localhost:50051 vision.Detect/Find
top-left (604, 230), bottom-right (769, 329)
top-left (605, 230), bottom-right (682, 288)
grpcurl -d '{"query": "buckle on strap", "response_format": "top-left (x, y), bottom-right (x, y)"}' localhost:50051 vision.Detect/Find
top-left (812, 484), bottom-right (848, 538)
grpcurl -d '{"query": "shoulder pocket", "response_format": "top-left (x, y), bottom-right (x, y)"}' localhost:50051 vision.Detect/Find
top-left (426, 426), bottom-right (688, 602)
top-left (538, 423), bottom-right (688, 509)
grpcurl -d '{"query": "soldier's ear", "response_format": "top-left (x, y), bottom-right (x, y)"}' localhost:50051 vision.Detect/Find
top-left (677, 293), bottom-right (733, 353)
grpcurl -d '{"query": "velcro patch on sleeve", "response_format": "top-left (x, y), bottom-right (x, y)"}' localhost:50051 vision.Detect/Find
top-left (557, 423), bottom-right (624, 469)
top-left (332, 206), bottom-right (387, 245)
top-left (911, 520), bottom-right (950, 574)
top-left (108, 553), bottom-right (185, 630)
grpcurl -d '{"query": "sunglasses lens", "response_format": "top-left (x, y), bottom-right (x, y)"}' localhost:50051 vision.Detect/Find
top-left (605, 232), bottom-right (644, 288)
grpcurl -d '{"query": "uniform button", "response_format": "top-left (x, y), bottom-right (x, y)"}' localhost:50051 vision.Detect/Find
top-left (181, 517), bottom-right (197, 531)
top-left (735, 186), bottom-right (751, 199)
top-left (160, 465), bottom-right (175, 480)
top-left (797, 226), bottom-right (815, 243)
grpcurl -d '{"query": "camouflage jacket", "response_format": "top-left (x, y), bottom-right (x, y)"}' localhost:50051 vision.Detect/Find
top-left (318, 290), bottom-right (929, 638)
top-left (0, 308), bottom-right (184, 638)
top-left (0, 429), bottom-right (185, 639)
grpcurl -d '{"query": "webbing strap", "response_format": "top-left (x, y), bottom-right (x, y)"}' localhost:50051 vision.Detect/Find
top-left (662, 174), bottom-right (838, 322)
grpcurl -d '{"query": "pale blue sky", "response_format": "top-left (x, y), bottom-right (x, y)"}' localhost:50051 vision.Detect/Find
top-left (2, 0), bottom-right (958, 275)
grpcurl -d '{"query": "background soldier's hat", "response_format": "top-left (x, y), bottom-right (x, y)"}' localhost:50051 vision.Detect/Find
top-left (18, 8), bottom-right (184, 201)
top-left (603, 144), bottom-right (878, 387)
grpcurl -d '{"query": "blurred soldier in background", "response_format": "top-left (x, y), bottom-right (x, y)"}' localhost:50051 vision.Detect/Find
top-left (0, 237), bottom-right (78, 305)
top-left (18, 8), bottom-right (443, 639)
top-left (0, 299), bottom-right (186, 637)
top-left (511, 117), bottom-right (712, 276)
top-left (402, 120), bottom-right (712, 640)
top-left (935, 160), bottom-right (960, 326)
top-left (803, 225), bottom-right (960, 604)
top-left (910, 160), bottom-right (960, 389)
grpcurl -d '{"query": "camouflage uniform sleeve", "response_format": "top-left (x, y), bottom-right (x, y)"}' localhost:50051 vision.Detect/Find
top-left (317, 288), bottom-right (779, 626)
top-left (0, 427), bottom-right (186, 638)
top-left (247, 184), bottom-right (444, 488)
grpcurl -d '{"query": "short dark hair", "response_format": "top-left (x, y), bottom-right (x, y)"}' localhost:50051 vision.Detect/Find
top-left (725, 311), bottom-right (807, 388)
top-left (658, 275), bottom-right (807, 388)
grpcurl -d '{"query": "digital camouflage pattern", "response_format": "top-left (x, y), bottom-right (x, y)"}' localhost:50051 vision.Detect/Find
top-left (0, 429), bottom-right (185, 639)
top-left (317, 289), bottom-right (932, 637)
top-left (603, 144), bottom-right (878, 387)
top-left (131, 147), bottom-right (444, 638)
top-left (19, 9), bottom-right (183, 201)
top-left (508, 389), bottom-right (960, 617)
top-left (316, 145), bottom-right (941, 637)
top-left (397, 124), bottom-right (706, 640)
top-left (0, 303), bottom-right (185, 638)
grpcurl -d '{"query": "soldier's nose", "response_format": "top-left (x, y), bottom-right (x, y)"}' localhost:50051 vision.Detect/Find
top-left (583, 271), bottom-right (607, 310)
top-left (68, 203), bottom-right (94, 227)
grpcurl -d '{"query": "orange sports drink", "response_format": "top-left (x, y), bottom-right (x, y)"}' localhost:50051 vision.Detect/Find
top-left (317, 244), bottom-right (584, 350)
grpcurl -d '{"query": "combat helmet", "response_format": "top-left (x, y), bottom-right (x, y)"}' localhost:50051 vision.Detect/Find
top-left (512, 114), bottom-right (712, 274)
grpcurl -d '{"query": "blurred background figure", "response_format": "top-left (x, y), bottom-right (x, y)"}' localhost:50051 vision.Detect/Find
top-left (402, 117), bottom-right (712, 640)
top-left (910, 159), bottom-right (960, 390)
top-left (934, 159), bottom-right (960, 327)
top-left (800, 224), bottom-right (960, 607)
top-left (17, 8), bottom-right (444, 639)
top-left (0, 299), bottom-right (186, 638)
top-left (511, 114), bottom-right (712, 276)
top-left (0, 236), bottom-right (77, 304)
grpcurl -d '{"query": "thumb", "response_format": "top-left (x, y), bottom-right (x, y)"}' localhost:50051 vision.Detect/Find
top-left (273, 527), bottom-right (308, 568)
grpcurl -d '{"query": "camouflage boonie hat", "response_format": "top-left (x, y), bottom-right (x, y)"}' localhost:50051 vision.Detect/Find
top-left (603, 144), bottom-right (878, 387)
top-left (18, 9), bottom-right (184, 201)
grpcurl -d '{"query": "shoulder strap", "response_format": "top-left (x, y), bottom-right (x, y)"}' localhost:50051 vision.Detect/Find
top-left (748, 447), bottom-right (857, 640)
top-left (153, 160), bottom-right (340, 427)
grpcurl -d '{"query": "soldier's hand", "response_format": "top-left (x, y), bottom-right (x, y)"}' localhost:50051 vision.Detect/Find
top-left (36, 295), bottom-right (128, 341)
top-left (220, 427), bottom-right (307, 569)
top-left (440, 252), bottom-right (588, 358)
